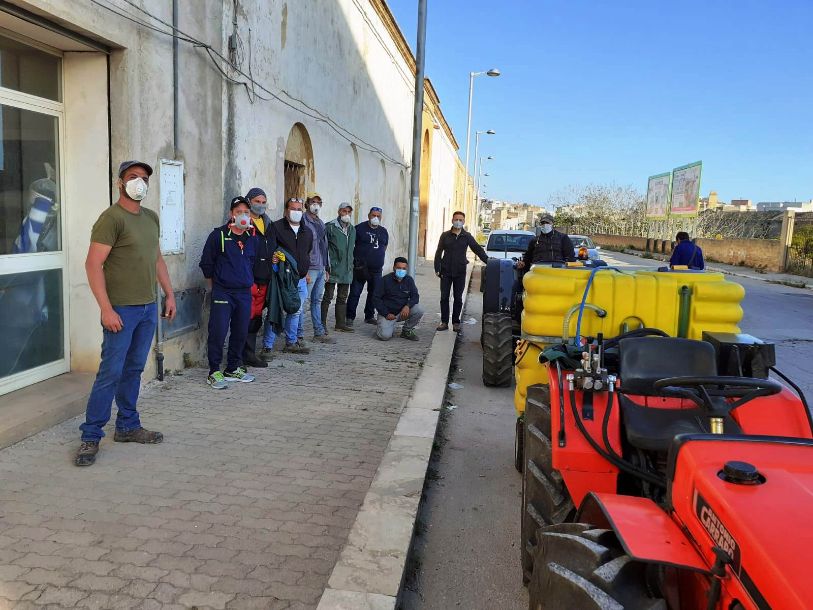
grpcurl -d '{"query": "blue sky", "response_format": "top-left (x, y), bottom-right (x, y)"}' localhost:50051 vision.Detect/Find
top-left (388, 0), bottom-right (813, 205)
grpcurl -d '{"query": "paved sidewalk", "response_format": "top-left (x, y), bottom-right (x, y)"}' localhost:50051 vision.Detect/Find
top-left (0, 262), bottom-right (443, 610)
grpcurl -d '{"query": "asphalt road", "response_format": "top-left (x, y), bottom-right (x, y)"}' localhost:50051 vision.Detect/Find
top-left (400, 270), bottom-right (526, 610)
top-left (400, 253), bottom-right (813, 610)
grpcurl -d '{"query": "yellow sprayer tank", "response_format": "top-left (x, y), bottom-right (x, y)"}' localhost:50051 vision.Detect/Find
top-left (514, 266), bottom-right (744, 415)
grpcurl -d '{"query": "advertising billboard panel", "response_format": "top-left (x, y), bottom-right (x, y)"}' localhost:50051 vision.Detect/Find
top-left (671, 161), bottom-right (702, 215)
top-left (646, 172), bottom-right (672, 219)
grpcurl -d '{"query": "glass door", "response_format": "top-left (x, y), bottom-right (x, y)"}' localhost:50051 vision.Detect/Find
top-left (0, 33), bottom-right (68, 395)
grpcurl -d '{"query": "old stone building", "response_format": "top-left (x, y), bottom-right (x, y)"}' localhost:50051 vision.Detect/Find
top-left (0, 0), bottom-right (468, 404)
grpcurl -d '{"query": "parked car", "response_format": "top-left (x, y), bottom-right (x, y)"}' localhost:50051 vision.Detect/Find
top-left (485, 229), bottom-right (535, 259)
top-left (569, 234), bottom-right (600, 260)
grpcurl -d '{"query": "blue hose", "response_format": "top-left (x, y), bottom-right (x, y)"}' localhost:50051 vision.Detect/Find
top-left (574, 266), bottom-right (619, 345)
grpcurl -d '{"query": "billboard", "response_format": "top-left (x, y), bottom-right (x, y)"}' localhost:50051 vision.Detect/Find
top-left (646, 172), bottom-right (672, 219)
top-left (670, 161), bottom-right (702, 215)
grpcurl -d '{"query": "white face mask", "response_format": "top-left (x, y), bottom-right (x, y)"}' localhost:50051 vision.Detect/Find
top-left (309, 204), bottom-right (321, 214)
top-left (370, 216), bottom-right (381, 227)
top-left (233, 213), bottom-right (251, 230)
top-left (452, 220), bottom-right (464, 229)
top-left (540, 224), bottom-right (553, 234)
top-left (125, 177), bottom-right (148, 201)
top-left (289, 210), bottom-right (303, 223)
top-left (340, 214), bottom-right (352, 223)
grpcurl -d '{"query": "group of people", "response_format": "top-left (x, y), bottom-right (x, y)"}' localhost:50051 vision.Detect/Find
top-left (75, 160), bottom-right (442, 466)
top-left (74, 158), bottom-right (705, 467)
top-left (197, 190), bottom-right (428, 389)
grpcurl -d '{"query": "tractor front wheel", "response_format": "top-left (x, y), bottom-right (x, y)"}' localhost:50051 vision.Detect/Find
top-left (521, 384), bottom-right (575, 584)
top-left (482, 312), bottom-right (513, 387)
top-left (514, 418), bottom-right (524, 473)
top-left (528, 523), bottom-right (666, 609)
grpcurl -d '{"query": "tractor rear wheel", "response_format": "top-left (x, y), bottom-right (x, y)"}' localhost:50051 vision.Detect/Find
top-left (528, 524), bottom-right (666, 609)
top-left (521, 384), bottom-right (575, 584)
top-left (482, 313), bottom-right (513, 387)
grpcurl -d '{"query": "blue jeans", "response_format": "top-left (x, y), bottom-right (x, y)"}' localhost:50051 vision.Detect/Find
top-left (347, 270), bottom-right (382, 321)
top-left (80, 303), bottom-right (157, 442)
top-left (263, 277), bottom-right (308, 347)
top-left (301, 269), bottom-right (327, 338)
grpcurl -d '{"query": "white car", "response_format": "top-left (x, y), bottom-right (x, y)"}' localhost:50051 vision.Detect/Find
top-left (485, 229), bottom-right (535, 259)
top-left (570, 234), bottom-right (600, 260)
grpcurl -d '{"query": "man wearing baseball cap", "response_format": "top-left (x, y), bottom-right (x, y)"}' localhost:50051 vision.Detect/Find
top-left (516, 212), bottom-right (574, 269)
top-left (347, 205), bottom-right (389, 326)
top-left (75, 160), bottom-right (177, 467)
top-left (300, 192), bottom-right (335, 344)
top-left (323, 202), bottom-right (356, 331)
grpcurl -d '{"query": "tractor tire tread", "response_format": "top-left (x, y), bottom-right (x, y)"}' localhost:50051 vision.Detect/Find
top-left (528, 524), bottom-right (667, 610)
top-left (521, 386), bottom-right (575, 585)
top-left (482, 313), bottom-right (514, 387)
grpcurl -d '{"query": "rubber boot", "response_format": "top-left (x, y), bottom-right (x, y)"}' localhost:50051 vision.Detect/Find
top-left (243, 332), bottom-right (268, 368)
top-left (335, 307), bottom-right (354, 332)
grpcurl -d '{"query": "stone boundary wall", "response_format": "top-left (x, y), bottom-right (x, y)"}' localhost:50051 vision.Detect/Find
top-left (593, 234), bottom-right (783, 272)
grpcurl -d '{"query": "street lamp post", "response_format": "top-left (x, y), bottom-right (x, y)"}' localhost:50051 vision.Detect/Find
top-left (464, 68), bottom-right (500, 212)
top-left (473, 130), bottom-right (495, 226)
top-left (407, 0), bottom-right (428, 272)
top-left (475, 155), bottom-right (493, 198)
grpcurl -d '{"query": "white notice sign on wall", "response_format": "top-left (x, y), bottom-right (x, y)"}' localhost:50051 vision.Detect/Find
top-left (159, 159), bottom-right (184, 254)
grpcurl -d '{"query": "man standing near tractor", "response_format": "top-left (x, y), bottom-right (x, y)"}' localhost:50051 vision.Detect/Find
top-left (434, 210), bottom-right (489, 332)
top-left (516, 213), bottom-right (574, 269)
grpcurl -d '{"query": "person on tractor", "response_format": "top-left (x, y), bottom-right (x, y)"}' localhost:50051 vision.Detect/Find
top-left (516, 213), bottom-right (574, 270)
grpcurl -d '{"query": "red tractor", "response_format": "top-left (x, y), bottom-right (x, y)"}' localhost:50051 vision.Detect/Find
top-left (521, 330), bottom-right (813, 609)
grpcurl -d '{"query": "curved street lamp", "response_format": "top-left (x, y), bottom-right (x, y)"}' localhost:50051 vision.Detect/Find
top-left (464, 69), bottom-right (501, 210)
top-left (473, 130), bottom-right (496, 215)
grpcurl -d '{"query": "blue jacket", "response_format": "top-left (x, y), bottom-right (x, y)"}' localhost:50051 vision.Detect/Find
top-left (199, 224), bottom-right (256, 290)
top-left (373, 272), bottom-right (419, 316)
top-left (354, 222), bottom-right (389, 272)
top-left (670, 240), bottom-right (705, 270)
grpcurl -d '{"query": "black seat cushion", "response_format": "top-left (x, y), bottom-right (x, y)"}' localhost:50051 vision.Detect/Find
top-left (619, 337), bottom-right (717, 396)
top-left (619, 395), bottom-right (742, 452)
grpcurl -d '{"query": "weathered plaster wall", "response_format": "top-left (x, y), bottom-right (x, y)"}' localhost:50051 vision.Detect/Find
top-left (6, 0), bottom-right (463, 380)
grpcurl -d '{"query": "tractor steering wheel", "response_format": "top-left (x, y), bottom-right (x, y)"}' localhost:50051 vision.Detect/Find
top-left (652, 376), bottom-right (783, 414)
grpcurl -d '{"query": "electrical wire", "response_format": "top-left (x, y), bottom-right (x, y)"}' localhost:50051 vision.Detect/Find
top-left (100, 0), bottom-right (408, 167)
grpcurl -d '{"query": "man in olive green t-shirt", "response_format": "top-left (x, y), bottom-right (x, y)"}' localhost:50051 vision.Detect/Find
top-left (75, 160), bottom-right (177, 467)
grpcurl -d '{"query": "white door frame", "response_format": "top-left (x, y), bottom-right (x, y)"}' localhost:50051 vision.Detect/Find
top-left (0, 78), bottom-right (70, 396)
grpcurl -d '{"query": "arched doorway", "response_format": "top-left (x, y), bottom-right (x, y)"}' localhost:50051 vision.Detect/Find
top-left (284, 123), bottom-right (315, 201)
top-left (418, 129), bottom-right (431, 256)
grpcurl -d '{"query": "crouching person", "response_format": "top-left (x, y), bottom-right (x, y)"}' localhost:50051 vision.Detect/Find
top-left (199, 196), bottom-right (257, 389)
top-left (373, 257), bottom-right (424, 341)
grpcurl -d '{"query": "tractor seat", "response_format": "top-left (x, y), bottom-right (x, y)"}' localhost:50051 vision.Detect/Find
top-left (618, 337), bottom-right (738, 452)
top-left (619, 337), bottom-right (717, 395)
top-left (618, 397), bottom-right (742, 452)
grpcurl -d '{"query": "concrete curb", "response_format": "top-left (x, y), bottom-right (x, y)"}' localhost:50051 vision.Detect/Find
top-left (317, 263), bottom-right (476, 610)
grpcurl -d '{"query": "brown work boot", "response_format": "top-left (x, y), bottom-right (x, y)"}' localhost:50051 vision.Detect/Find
top-left (437, 323), bottom-right (449, 331)
top-left (283, 341), bottom-right (310, 354)
top-left (452, 323), bottom-right (461, 332)
top-left (113, 427), bottom-right (164, 444)
top-left (75, 441), bottom-right (99, 467)
top-left (313, 334), bottom-right (336, 344)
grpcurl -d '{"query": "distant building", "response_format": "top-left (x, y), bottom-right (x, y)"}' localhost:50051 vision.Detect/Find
top-left (729, 199), bottom-right (755, 212)
top-left (699, 191), bottom-right (724, 212)
top-left (756, 200), bottom-right (813, 212)
top-left (490, 201), bottom-right (547, 229)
